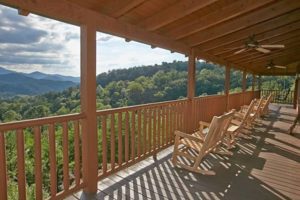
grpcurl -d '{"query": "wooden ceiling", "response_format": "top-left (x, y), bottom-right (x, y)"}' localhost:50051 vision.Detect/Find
top-left (2, 0), bottom-right (300, 75)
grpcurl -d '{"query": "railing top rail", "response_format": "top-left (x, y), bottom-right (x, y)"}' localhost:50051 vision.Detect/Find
top-left (97, 98), bottom-right (188, 115)
top-left (0, 113), bottom-right (85, 132)
top-left (194, 94), bottom-right (226, 100)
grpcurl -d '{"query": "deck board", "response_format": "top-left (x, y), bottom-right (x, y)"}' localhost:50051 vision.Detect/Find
top-left (70, 104), bottom-right (300, 200)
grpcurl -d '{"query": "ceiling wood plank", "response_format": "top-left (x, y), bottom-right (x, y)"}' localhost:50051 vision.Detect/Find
top-left (228, 36), bottom-right (300, 64)
top-left (194, 10), bottom-right (300, 52)
top-left (238, 45), bottom-right (300, 66)
top-left (167, 0), bottom-right (275, 40)
top-left (0, 0), bottom-right (189, 54)
top-left (209, 22), bottom-right (300, 56)
top-left (183, 0), bottom-right (300, 47)
top-left (138, 0), bottom-right (218, 31)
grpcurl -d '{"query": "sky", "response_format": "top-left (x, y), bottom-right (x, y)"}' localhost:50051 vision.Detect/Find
top-left (0, 5), bottom-right (186, 77)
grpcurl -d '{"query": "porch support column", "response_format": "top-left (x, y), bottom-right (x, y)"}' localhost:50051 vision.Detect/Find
top-left (252, 75), bottom-right (256, 92)
top-left (294, 65), bottom-right (300, 109)
top-left (225, 66), bottom-right (231, 111)
top-left (258, 75), bottom-right (262, 98)
top-left (80, 24), bottom-right (98, 199)
top-left (252, 74), bottom-right (256, 99)
top-left (187, 48), bottom-right (196, 133)
top-left (293, 78), bottom-right (299, 109)
top-left (242, 70), bottom-right (247, 105)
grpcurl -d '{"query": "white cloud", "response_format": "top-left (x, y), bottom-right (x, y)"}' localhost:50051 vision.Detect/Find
top-left (0, 4), bottom-right (186, 77)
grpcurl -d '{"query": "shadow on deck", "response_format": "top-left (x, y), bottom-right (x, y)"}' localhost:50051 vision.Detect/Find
top-left (71, 104), bottom-right (300, 200)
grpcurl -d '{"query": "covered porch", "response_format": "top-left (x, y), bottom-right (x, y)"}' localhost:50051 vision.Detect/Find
top-left (0, 0), bottom-right (299, 200)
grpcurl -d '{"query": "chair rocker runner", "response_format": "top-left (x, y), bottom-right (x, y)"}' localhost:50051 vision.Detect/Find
top-left (172, 110), bottom-right (235, 175)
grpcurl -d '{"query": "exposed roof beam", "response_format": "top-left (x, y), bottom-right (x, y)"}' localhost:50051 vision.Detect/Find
top-left (18, 8), bottom-right (29, 16)
top-left (195, 10), bottom-right (300, 52)
top-left (194, 49), bottom-right (248, 73)
top-left (183, 0), bottom-right (300, 47)
top-left (0, 0), bottom-right (189, 54)
top-left (138, 0), bottom-right (217, 31)
top-left (106, 0), bottom-right (146, 18)
top-left (167, 0), bottom-right (275, 40)
top-left (210, 22), bottom-right (300, 56)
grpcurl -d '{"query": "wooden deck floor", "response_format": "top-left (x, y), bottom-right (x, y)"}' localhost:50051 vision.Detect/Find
top-left (70, 104), bottom-right (300, 200)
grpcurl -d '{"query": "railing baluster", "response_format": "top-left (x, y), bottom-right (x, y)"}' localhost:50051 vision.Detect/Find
top-left (16, 129), bottom-right (26, 200)
top-left (153, 109), bottom-right (157, 151)
top-left (143, 109), bottom-right (147, 155)
top-left (117, 113), bottom-right (123, 166)
top-left (162, 107), bottom-right (166, 146)
top-left (102, 116), bottom-right (107, 174)
top-left (34, 126), bottom-right (43, 200)
top-left (74, 120), bottom-right (80, 186)
top-left (0, 131), bottom-right (7, 200)
top-left (110, 114), bottom-right (115, 170)
top-left (137, 110), bottom-right (141, 158)
top-left (62, 122), bottom-right (70, 191)
top-left (125, 112), bottom-right (129, 162)
top-left (157, 107), bottom-right (161, 148)
top-left (166, 107), bottom-right (170, 144)
top-left (48, 124), bottom-right (57, 197)
top-left (131, 111), bottom-right (135, 160)
top-left (147, 109), bottom-right (152, 152)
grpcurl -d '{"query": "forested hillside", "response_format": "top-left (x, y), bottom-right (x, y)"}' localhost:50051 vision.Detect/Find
top-left (0, 61), bottom-right (294, 123)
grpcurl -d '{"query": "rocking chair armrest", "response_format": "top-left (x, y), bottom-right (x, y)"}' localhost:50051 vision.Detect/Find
top-left (240, 105), bottom-right (249, 111)
top-left (174, 130), bottom-right (204, 143)
top-left (234, 112), bottom-right (244, 119)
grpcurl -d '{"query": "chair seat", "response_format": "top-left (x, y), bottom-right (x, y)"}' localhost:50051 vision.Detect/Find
top-left (227, 125), bottom-right (238, 133)
top-left (181, 137), bottom-right (204, 152)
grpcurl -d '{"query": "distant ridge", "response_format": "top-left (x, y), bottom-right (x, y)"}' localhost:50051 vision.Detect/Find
top-left (26, 71), bottom-right (80, 83)
top-left (0, 67), bottom-right (79, 97)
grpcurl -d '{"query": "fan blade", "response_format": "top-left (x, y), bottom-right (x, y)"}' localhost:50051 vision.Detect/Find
top-left (256, 47), bottom-right (271, 53)
top-left (234, 48), bottom-right (247, 54)
top-left (260, 44), bottom-right (285, 49)
top-left (274, 65), bottom-right (286, 69)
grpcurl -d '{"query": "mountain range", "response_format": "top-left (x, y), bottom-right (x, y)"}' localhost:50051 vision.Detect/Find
top-left (0, 67), bottom-right (79, 97)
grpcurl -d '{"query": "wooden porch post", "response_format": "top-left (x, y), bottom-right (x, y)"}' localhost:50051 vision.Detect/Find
top-left (225, 66), bottom-right (231, 111)
top-left (293, 78), bottom-right (298, 109)
top-left (80, 24), bottom-right (98, 199)
top-left (242, 70), bottom-right (247, 105)
top-left (258, 75), bottom-right (262, 98)
top-left (187, 49), bottom-right (196, 133)
top-left (252, 75), bottom-right (256, 92)
top-left (252, 74), bottom-right (256, 99)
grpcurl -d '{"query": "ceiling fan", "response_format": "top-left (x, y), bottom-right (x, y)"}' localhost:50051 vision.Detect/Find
top-left (266, 60), bottom-right (286, 70)
top-left (233, 35), bottom-right (285, 55)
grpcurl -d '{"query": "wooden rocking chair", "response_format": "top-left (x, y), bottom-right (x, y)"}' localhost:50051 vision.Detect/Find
top-left (261, 93), bottom-right (273, 116)
top-left (172, 110), bottom-right (235, 175)
top-left (225, 99), bottom-right (257, 149)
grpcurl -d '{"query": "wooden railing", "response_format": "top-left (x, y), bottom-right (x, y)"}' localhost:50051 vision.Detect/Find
top-left (261, 89), bottom-right (294, 104)
top-left (0, 114), bottom-right (85, 200)
top-left (96, 99), bottom-right (188, 179)
top-left (192, 95), bottom-right (227, 131)
top-left (0, 91), bottom-right (260, 199)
